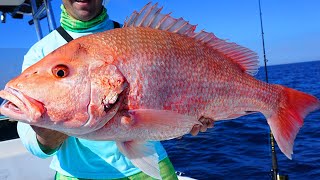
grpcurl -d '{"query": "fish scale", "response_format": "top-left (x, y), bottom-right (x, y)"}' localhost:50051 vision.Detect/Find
top-left (98, 28), bottom-right (265, 118)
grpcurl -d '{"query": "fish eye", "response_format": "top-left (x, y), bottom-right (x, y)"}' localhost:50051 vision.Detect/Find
top-left (52, 64), bottom-right (69, 78)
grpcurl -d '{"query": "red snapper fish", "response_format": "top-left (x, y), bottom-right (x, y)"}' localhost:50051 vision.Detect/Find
top-left (0, 3), bottom-right (319, 179)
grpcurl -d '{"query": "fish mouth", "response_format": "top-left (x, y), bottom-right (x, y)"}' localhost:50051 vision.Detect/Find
top-left (0, 87), bottom-right (45, 123)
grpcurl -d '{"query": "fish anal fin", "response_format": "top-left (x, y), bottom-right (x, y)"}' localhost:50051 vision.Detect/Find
top-left (116, 141), bottom-right (161, 179)
top-left (124, 3), bottom-right (259, 76)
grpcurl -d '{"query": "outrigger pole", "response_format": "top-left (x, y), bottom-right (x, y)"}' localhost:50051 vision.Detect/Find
top-left (257, 1), bottom-right (288, 180)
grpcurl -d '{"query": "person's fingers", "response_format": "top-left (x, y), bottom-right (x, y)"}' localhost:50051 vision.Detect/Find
top-left (189, 117), bottom-right (215, 136)
top-left (207, 120), bottom-right (214, 128)
top-left (199, 117), bottom-right (215, 132)
top-left (200, 123), bottom-right (207, 132)
top-left (203, 117), bottom-right (214, 127)
top-left (190, 124), bottom-right (201, 136)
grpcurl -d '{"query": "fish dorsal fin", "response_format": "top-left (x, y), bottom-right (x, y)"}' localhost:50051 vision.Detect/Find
top-left (124, 2), bottom-right (259, 76)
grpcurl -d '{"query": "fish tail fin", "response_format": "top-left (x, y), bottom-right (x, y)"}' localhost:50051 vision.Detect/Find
top-left (266, 85), bottom-right (320, 159)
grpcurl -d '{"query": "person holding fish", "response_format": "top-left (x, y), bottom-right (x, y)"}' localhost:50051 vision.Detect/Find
top-left (16, 0), bottom-right (214, 180)
top-left (1, 0), bottom-right (318, 179)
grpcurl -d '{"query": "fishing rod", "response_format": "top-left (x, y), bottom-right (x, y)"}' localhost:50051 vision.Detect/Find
top-left (258, 1), bottom-right (288, 180)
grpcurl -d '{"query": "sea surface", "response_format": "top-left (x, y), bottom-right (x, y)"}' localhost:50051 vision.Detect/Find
top-left (162, 60), bottom-right (320, 180)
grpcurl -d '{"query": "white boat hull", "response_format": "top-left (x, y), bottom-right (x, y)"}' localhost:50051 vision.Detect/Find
top-left (0, 139), bottom-right (55, 180)
top-left (0, 139), bottom-right (196, 180)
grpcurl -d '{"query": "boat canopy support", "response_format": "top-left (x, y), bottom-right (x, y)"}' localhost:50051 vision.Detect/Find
top-left (0, 0), bottom-right (56, 40)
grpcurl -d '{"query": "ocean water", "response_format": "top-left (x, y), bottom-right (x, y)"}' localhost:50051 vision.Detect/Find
top-left (162, 60), bottom-right (320, 180)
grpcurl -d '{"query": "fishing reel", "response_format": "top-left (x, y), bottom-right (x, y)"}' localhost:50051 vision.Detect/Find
top-left (271, 169), bottom-right (289, 180)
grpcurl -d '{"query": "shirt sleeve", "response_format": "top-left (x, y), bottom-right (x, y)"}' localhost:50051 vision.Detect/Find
top-left (21, 44), bottom-right (44, 72)
top-left (17, 122), bottom-right (58, 158)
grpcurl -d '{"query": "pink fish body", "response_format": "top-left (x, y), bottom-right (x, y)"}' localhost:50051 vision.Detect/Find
top-left (0, 3), bottom-right (319, 179)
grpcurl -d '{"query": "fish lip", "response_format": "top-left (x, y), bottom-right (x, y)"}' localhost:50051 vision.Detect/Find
top-left (0, 87), bottom-right (45, 122)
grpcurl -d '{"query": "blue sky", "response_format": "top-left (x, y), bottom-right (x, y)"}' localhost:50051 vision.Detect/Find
top-left (0, 0), bottom-right (319, 84)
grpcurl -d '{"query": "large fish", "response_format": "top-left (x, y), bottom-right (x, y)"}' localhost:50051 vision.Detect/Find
top-left (0, 3), bottom-right (319, 179)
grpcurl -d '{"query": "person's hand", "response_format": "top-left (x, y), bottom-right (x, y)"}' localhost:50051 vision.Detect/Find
top-left (190, 117), bottom-right (214, 136)
top-left (31, 126), bottom-right (68, 151)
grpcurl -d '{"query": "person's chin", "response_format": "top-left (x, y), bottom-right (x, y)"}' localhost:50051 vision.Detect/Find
top-left (76, 11), bottom-right (95, 21)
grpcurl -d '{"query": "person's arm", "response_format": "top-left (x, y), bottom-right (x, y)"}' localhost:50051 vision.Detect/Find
top-left (17, 122), bottom-right (66, 158)
top-left (32, 126), bottom-right (68, 153)
top-left (21, 46), bottom-right (43, 72)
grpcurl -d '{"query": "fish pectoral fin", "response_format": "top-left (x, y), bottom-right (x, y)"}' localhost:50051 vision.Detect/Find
top-left (116, 141), bottom-right (161, 179)
top-left (127, 109), bottom-right (201, 138)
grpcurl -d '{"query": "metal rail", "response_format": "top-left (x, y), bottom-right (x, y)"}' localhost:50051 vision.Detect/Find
top-left (30, 0), bottom-right (56, 40)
